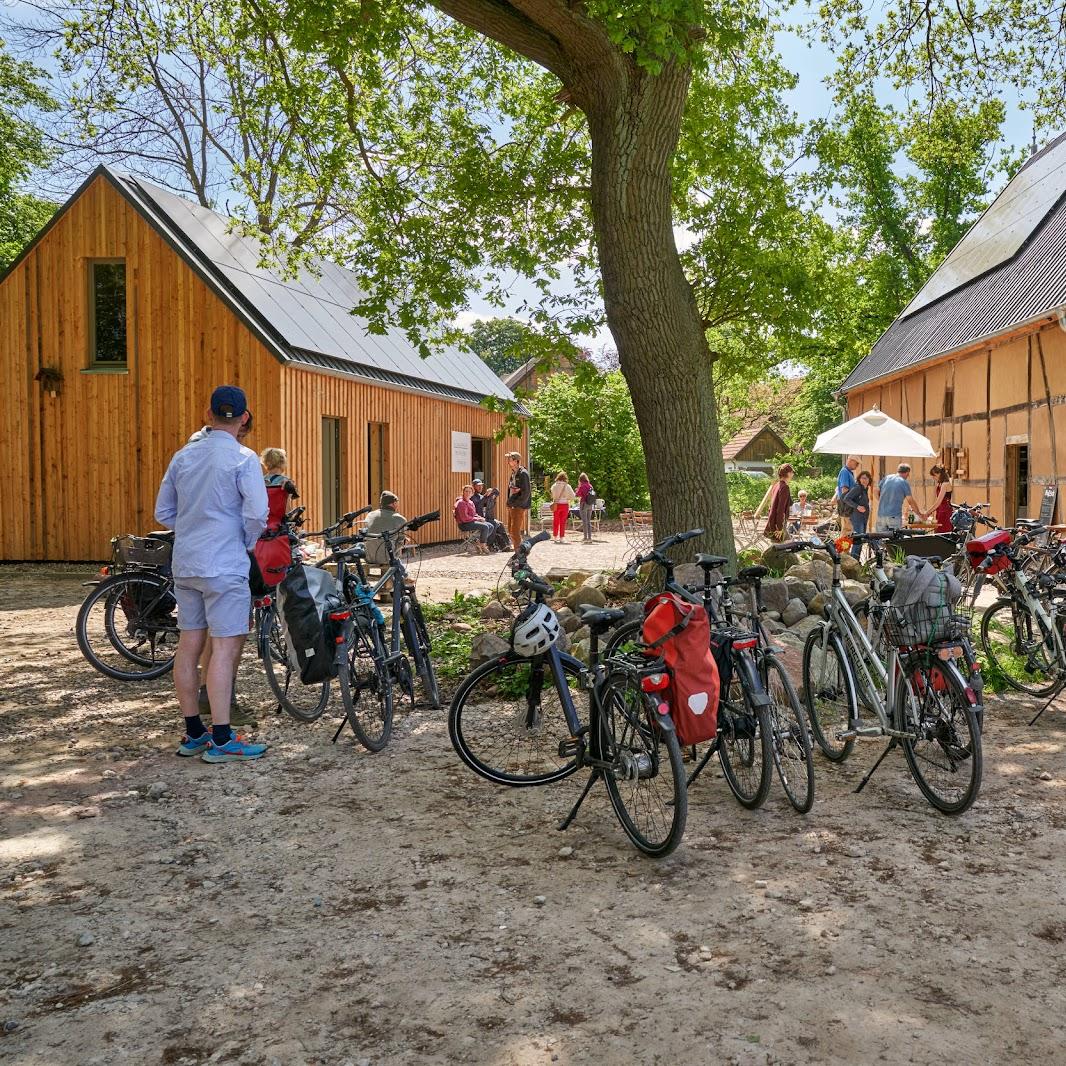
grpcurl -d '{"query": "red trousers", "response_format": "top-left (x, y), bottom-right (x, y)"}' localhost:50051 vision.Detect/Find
top-left (552, 503), bottom-right (570, 538)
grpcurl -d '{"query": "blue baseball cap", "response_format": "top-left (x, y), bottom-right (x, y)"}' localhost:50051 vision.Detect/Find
top-left (210, 385), bottom-right (247, 420)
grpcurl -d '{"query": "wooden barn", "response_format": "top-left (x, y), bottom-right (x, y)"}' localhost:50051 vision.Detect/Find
top-left (721, 418), bottom-right (788, 475)
top-left (0, 166), bottom-right (524, 561)
top-left (841, 133), bottom-right (1066, 526)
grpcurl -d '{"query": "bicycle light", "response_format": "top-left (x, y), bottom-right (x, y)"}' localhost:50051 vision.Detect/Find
top-left (641, 672), bottom-right (670, 692)
top-left (732, 636), bottom-right (758, 651)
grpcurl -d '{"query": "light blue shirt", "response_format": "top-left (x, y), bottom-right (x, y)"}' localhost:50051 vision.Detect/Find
top-left (877, 474), bottom-right (912, 522)
top-left (155, 431), bottom-right (268, 579)
top-left (836, 466), bottom-right (856, 500)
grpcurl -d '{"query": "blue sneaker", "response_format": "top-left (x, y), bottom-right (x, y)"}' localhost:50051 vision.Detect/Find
top-left (177, 732), bottom-right (213, 757)
top-left (201, 736), bottom-right (268, 763)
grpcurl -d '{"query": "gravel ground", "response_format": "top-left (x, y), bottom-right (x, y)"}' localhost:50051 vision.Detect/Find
top-left (2, 563), bottom-right (1066, 1065)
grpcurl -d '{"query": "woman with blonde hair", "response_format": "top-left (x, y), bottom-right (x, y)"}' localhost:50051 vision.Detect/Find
top-left (550, 471), bottom-right (577, 543)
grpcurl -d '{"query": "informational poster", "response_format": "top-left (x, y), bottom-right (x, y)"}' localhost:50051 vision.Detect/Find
top-left (1038, 485), bottom-right (1058, 544)
top-left (451, 431), bottom-right (471, 473)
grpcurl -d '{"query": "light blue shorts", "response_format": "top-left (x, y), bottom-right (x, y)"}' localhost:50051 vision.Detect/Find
top-left (174, 575), bottom-right (252, 638)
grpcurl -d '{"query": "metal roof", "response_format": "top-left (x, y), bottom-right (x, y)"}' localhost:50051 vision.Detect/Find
top-left (841, 135), bottom-right (1066, 394)
top-left (108, 168), bottom-right (515, 404)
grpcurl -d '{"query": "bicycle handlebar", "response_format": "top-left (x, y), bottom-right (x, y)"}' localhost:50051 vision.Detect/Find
top-left (619, 528), bottom-right (704, 580)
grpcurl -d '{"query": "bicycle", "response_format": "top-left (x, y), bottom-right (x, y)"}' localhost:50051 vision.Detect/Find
top-left (716, 564), bottom-right (815, 813)
top-left (449, 530), bottom-right (688, 857)
top-left (796, 535), bottom-right (983, 814)
top-left (604, 533), bottom-right (777, 812)
top-left (355, 511), bottom-right (442, 709)
top-left (974, 522), bottom-right (1066, 705)
top-left (76, 532), bottom-right (179, 680)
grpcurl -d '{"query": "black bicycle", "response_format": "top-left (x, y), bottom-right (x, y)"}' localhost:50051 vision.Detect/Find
top-left (449, 530), bottom-right (688, 857)
top-left (76, 532), bottom-right (179, 680)
top-left (604, 534), bottom-right (776, 811)
top-left (356, 511), bottom-right (442, 709)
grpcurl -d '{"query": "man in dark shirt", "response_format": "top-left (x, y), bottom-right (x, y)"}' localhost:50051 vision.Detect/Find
top-left (505, 452), bottom-right (531, 547)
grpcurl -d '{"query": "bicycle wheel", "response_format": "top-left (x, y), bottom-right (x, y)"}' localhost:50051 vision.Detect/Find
top-left (449, 652), bottom-right (582, 786)
top-left (802, 626), bottom-right (857, 762)
top-left (402, 597), bottom-right (441, 708)
top-left (260, 609), bottom-right (330, 721)
top-left (603, 619), bottom-right (643, 659)
top-left (979, 599), bottom-right (1063, 697)
top-left (717, 676), bottom-right (773, 809)
top-left (762, 653), bottom-right (815, 813)
top-left (596, 670), bottom-right (687, 857)
top-left (338, 620), bottom-right (394, 752)
top-left (896, 661), bottom-right (982, 814)
top-left (76, 573), bottom-right (178, 681)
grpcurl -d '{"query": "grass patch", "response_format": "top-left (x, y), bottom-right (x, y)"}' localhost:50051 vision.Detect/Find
top-left (421, 591), bottom-right (494, 681)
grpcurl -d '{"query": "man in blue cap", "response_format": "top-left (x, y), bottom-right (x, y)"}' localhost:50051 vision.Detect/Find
top-left (155, 385), bottom-right (269, 762)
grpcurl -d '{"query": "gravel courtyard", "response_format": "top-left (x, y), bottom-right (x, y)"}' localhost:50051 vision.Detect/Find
top-left (2, 562), bottom-right (1066, 1065)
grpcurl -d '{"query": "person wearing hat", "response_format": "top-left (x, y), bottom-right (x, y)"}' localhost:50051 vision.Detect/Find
top-left (471, 478), bottom-right (508, 550)
top-left (365, 490), bottom-right (408, 567)
top-left (155, 385), bottom-right (269, 763)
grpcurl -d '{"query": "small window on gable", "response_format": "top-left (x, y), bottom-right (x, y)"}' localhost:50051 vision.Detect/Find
top-left (89, 260), bottom-right (127, 366)
top-left (943, 386), bottom-right (954, 418)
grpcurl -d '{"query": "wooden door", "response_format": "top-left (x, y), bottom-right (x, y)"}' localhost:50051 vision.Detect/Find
top-left (1004, 444), bottom-right (1029, 525)
top-left (368, 421), bottom-right (389, 505)
top-left (322, 417), bottom-right (343, 526)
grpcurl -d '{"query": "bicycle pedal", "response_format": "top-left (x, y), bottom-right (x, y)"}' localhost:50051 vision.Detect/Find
top-left (836, 725), bottom-right (883, 740)
top-left (558, 737), bottom-right (583, 759)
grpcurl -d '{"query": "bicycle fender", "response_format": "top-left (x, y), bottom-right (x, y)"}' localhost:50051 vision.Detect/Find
top-left (653, 709), bottom-right (677, 733)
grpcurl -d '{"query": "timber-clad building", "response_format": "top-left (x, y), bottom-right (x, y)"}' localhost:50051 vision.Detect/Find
top-left (841, 133), bottom-right (1066, 526)
top-left (0, 165), bottom-right (524, 561)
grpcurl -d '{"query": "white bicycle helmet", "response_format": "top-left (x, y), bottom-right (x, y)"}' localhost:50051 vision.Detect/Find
top-left (511, 602), bottom-right (562, 657)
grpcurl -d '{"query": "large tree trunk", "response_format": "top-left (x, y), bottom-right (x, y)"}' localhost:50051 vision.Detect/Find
top-left (579, 61), bottom-right (733, 559)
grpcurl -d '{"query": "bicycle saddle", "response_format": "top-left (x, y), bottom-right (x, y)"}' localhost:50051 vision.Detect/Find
top-left (696, 553), bottom-right (728, 569)
top-left (576, 605), bottom-right (626, 630)
top-left (147, 530), bottom-right (175, 543)
top-left (737, 565), bottom-right (769, 581)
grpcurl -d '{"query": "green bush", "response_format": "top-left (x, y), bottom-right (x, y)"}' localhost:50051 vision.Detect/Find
top-left (726, 471), bottom-right (840, 514)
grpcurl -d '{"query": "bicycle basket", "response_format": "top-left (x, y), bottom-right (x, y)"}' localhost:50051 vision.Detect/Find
top-left (880, 604), bottom-right (970, 649)
top-left (115, 534), bottom-right (173, 568)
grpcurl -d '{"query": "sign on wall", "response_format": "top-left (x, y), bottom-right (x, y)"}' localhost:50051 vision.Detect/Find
top-left (451, 431), bottom-right (472, 473)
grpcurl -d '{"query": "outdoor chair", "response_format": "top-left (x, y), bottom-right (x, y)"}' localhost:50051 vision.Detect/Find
top-left (536, 501), bottom-right (554, 530)
top-left (621, 508), bottom-right (655, 556)
top-left (456, 529), bottom-right (482, 555)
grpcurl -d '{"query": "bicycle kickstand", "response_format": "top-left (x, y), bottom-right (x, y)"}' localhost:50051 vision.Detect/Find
top-left (330, 714), bottom-right (348, 745)
top-left (558, 770), bottom-right (600, 832)
top-left (854, 739), bottom-right (897, 794)
top-left (1029, 688), bottom-right (1064, 727)
top-left (685, 744), bottom-right (716, 789)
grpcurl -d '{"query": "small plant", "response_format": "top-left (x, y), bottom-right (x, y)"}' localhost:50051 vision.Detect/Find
top-left (421, 592), bottom-right (492, 682)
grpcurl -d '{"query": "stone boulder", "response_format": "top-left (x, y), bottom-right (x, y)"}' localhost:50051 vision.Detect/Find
top-left (840, 554), bottom-right (863, 580)
top-left (622, 601), bottom-right (644, 625)
top-left (785, 579), bottom-right (819, 606)
top-left (784, 559), bottom-right (833, 586)
top-left (782, 598), bottom-right (808, 627)
top-left (807, 592), bottom-right (829, 617)
top-left (842, 579), bottom-right (869, 606)
top-left (470, 632), bottom-right (510, 667)
top-left (764, 610), bottom-right (782, 622)
top-left (605, 574), bottom-right (641, 598)
top-left (571, 639), bottom-right (591, 663)
top-left (674, 563), bottom-right (711, 590)
top-left (764, 619), bottom-right (787, 635)
top-left (479, 599), bottom-right (512, 621)
top-left (582, 571), bottom-right (610, 591)
top-left (788, 615), bottom-right (823, 640)
top-left (565, 585), bottom-right (607, 611)
top-left (555, 606), bottom-right (581, 633)
top-left (760, 578), bottom-right (789, 615)
top-left (570, 624), bottom-right (591, 647)
top-left (545, 567), bottom-right (580, 584)
top-left (761, 546), bottom-right (800, 573)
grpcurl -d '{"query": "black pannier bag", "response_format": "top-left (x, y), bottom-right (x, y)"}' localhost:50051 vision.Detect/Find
top-left (278, 564), bottom-right (343, 685)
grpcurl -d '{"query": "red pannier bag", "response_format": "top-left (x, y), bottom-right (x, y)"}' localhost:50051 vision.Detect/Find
top-left (966, 528), bottom-right (1012, 576)
top-left (252, 533), bottom-right (293, 590)
top-left (642, 592), bottom-right (720, 745)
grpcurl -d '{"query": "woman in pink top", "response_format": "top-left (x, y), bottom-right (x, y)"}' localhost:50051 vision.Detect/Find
top-left (454, 484), bottom-right (492, 553)
top-left (575, 472), bottom-right (596, 542)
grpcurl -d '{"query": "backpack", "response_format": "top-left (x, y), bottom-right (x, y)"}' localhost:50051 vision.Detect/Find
top-left (249, 532), bottom-right (294, 596)
top-left (642, 592), bottom-right (720, 745)
top-left (487, 523), bottom-right (512, 552)
top-left (278, 564), bottom-right (343, 684)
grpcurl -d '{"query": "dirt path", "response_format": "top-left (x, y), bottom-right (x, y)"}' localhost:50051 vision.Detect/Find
top-left (2, 565), bottom-right (1066, 1065)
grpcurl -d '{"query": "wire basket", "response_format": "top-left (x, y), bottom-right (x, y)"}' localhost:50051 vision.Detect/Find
top-left (114, 534), bottom-right (173, 568)
top-left (879, 603), bottom-right (971, 649)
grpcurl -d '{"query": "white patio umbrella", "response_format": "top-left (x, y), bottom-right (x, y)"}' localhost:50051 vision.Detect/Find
top-left (813, 406), bottom-right (936, 458)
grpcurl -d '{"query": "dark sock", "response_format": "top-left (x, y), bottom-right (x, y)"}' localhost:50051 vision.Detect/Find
top-left (212, 723), bottom-right (233, 747)
top-left (184, 715), bottom-right (206, 740)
